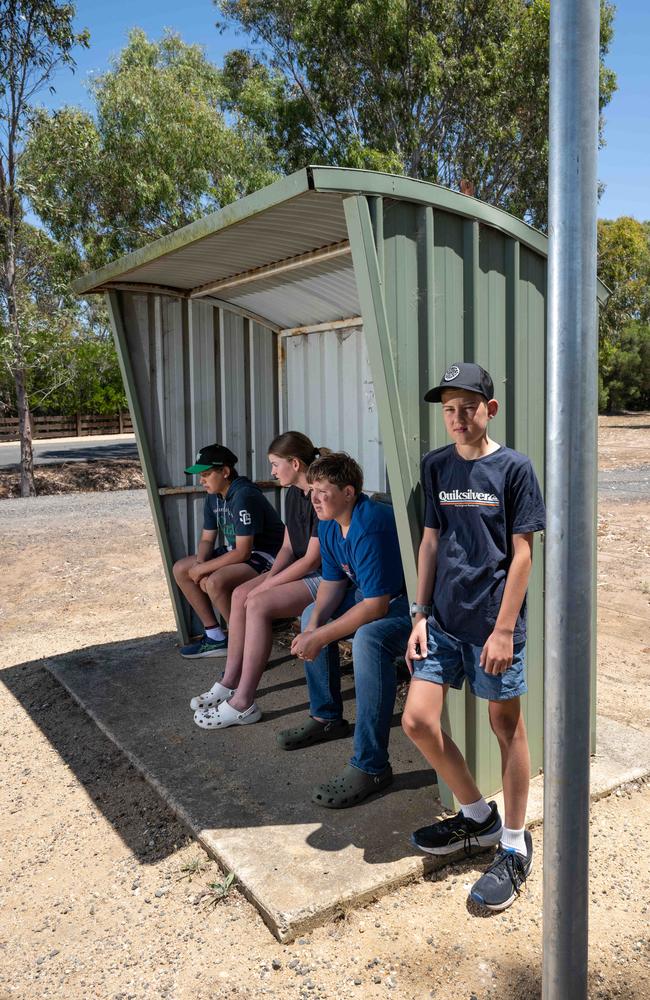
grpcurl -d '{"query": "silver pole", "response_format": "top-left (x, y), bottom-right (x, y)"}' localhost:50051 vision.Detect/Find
top-left (544, 1), bottom-right (600, 998)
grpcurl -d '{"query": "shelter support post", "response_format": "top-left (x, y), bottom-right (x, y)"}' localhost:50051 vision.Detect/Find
top-left (345, 195), bottom-right (459, 810)
top-left (343, 195), bottom-right (419, 596)
top-left (544, 1), bottom-right (600, 997)
top-left (105, 291), bottom-right (190, 644)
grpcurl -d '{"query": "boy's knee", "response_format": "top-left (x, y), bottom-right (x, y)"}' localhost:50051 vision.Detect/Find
top-left (489, 700), bottom-right (522, 742)
top-left (173, 556), bottom-right (190, 581)
top-left (401, 706), bottom-right (440, 742)
top-left (204, 573), bottom-right (222, 598)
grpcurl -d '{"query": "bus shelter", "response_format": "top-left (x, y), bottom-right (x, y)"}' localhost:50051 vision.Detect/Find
top-left (74, 166), bottom-right (607, 807)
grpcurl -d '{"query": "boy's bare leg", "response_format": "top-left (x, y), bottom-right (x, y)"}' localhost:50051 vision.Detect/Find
top-left (172, 555), bottom-right (218, 627)
top-left (220, 574), bottom-right (269, 689)
top-left (228, 580), bottom-right (313, 710)
top-left (203, 563), bottom-right (258, 622)
top-left (402, 679), bottom-right (482, 806)
top-left (488, 698), bottom-right (530, 830)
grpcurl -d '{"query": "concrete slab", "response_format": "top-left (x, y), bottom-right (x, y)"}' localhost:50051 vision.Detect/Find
top-left (45, 635), bottom-right (442, 941)
top-left (45, 636), bottom-right (650, 941)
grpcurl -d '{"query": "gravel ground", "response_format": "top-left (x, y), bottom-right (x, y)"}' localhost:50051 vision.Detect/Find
top-left (1, 415), bottom-right (649, 1000)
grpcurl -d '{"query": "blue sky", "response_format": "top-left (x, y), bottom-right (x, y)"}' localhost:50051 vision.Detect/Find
top-left (40, 0), bottom-right (650, 222)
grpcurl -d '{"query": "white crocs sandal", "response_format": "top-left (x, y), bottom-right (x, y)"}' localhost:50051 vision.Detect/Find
top-left (189, 680), bottom-right (235, 712)
top-left (193, 701), bottom-right (262, 730)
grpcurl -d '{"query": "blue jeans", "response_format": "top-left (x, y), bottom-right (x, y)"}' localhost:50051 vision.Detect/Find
top-left (301, 590), bottom-right (411, 774)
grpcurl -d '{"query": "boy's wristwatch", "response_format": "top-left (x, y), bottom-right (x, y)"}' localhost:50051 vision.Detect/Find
top-left (410, 602), bottom-right (432, 618)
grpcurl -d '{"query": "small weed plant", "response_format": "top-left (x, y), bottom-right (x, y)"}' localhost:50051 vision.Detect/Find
top-left (204, 870), bottom-right (237, 908)
top-left (175, 856), bottom-right (208, 882)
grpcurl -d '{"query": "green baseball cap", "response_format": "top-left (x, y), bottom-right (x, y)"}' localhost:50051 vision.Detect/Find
top-left (184, 444), bottom-right (238, 475)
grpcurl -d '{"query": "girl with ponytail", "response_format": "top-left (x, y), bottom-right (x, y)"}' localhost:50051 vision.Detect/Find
top-left (191, 432), bottom-right (329, 729)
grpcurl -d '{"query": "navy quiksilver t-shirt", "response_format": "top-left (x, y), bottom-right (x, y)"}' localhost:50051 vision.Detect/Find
top-left (422, 445), bottom-right (545, 645)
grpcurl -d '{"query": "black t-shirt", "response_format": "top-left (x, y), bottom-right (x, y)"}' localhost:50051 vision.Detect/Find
top-left (422, 444), bottom-right (545, 645)
top-left (203, 476), bottom-right (284, 556)
top-left (284, 485), bottom-right (319, 561)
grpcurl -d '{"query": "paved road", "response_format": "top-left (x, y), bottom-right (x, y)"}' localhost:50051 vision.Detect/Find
top-left (0, 434), bottom-right (138, 469)
top-left (597, 464), bottom-right (650, 501)
top-left (1, 437), bottom-right (648, 502)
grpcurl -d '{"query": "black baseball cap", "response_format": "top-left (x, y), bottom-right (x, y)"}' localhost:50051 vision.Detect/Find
top-left (184, 444), bottom-right (238, 475)
top-left (424, 362), bottom-right (494, 403)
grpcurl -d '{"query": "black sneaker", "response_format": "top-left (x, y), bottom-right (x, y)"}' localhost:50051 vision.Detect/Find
top-left (410, 801), bottom-right (503, 856)
top-left (470, 830), bottom-right (533, 911)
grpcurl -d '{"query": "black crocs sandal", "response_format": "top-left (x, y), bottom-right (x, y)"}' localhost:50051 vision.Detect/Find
top-left (311, 763), bottom-right (393, 808)
top-left (276, 716), bottom-right (349, 750)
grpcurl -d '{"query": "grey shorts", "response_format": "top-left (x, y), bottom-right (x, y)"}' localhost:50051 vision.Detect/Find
top-left (301, 572), bottom-right (322, 601)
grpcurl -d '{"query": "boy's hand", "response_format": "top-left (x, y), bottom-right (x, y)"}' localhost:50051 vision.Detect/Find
top-left (405, 617), bottom-right (429, 675)
top-left (189, 562), bottom-right (209, 584)
top-left (244, 572), bottom-right (272, 603)
top-left (480, 628), bottom-right (514, 674)
top-left (291, 629), bottom-right (323, 663)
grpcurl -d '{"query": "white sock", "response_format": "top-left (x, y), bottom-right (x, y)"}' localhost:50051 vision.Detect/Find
top-left (460, 797), bottom-right (492, 824)
top-left (501, 826), bottom-right (527, 855)
top-left (205, 625), bottom-right (226, 642)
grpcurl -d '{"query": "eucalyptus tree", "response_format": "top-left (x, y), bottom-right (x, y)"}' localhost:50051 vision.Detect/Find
top-left (0, 0), bottom-right (88, 495)
top-left (24, 30), bottom-right (279, 269)
top-left (217, 0), bottom-right (616, 227)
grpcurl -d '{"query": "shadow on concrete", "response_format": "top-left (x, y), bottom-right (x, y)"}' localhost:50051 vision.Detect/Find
top-left (3, 634), bottom-right (440, 863)
top-left (3, 631), bottom-right (445, 938)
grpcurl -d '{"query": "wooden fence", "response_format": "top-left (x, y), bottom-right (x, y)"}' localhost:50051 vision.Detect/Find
top-left (0, 412), bottom-right (133, 442)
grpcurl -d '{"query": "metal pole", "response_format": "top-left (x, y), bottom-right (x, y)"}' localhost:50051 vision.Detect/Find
top-left (544, 2), bottom-right (600, 998)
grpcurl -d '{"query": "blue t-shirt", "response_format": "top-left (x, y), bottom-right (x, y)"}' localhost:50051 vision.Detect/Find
top-left (203, 476), bottom-right (284, 556)
top-left (318, 493), bottom-right (404, 599)
top-left (422, 444), bottom-right (545, 645)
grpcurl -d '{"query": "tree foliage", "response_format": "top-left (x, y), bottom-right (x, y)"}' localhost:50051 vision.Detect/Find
top-left (599, 322), bottom-right (650, 413)
top-left (0, 228), bottom-right (125, 417)
top-left (217, 0), bottom-right (616, 227)
top-left (0, 0), bottom-right (89, 494)
top-left (597, 217), bottom-right (650, 412)
top-left (23, 29), bottom-right (279, 267)
top-left (597, 217), bottom-right (650, 339)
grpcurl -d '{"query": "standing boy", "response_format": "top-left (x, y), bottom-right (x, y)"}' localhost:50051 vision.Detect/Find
top-left (402, 363), bottom-right (545, 910)
top-left (277, 453), bottom-right (411, 808)
top-left (173, 444), bottom-right (284, 658)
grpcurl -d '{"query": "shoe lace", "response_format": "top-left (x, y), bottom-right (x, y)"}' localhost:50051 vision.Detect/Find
top-left (486, 847), bottom-right (528, 894)
top-left (437, 813), bottom-right (484, 857)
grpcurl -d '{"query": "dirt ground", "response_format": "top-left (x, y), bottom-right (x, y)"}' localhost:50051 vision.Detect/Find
top-left (0, 415), bottom-right (648, 1000)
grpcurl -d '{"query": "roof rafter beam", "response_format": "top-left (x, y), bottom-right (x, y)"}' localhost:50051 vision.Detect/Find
top-left (190, 240), bottom-right (351, 298)
top-left (280, 316), bottom-right (363, 337)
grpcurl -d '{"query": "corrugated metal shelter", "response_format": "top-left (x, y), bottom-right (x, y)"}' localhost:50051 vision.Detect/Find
top-left (74, 166), bottom-right (606, 806)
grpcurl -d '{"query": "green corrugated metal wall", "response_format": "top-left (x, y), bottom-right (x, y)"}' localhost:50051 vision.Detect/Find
top-left (346, 192), bottom-right (549, 801)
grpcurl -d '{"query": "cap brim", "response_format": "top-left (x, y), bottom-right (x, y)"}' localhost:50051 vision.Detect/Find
top-left (424, 383), bottom-right (489, 403)
top-left (184, 463), bottom-right (215, 474)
